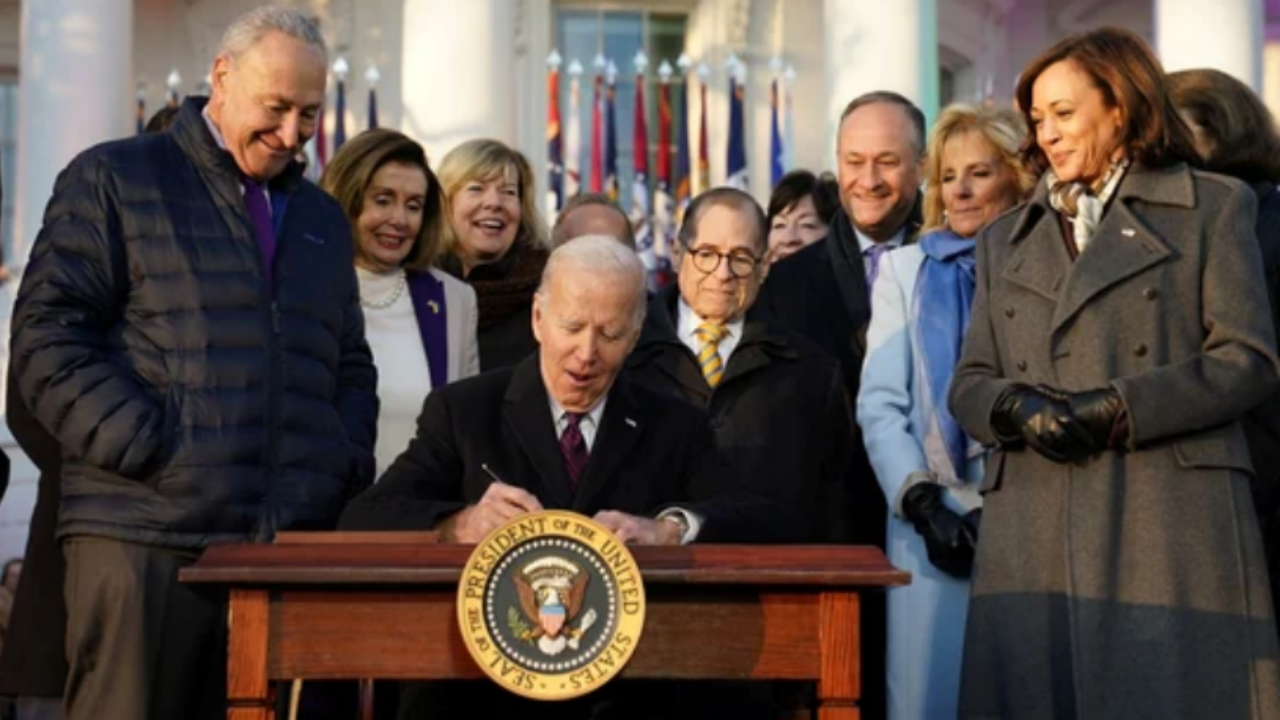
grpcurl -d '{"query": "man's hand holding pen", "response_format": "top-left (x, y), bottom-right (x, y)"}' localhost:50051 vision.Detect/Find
top-left (438, 480), bottom-right (544, 543)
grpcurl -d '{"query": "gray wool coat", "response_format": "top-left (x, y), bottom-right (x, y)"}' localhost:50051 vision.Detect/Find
top-left (949, 163), bottom-right (1280, 720)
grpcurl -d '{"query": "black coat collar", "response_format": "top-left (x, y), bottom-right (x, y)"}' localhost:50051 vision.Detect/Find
top-left (502, 354), bottom-right (648, 511)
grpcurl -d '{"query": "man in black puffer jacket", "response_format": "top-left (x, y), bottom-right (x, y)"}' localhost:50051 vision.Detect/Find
top-left (9, 8), bottom-right (377, 720)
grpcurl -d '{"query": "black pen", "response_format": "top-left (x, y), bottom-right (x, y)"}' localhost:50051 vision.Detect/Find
top-left (481, 463), bottom-right (505, 486)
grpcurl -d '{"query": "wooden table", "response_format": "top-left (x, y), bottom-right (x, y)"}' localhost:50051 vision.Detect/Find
top-left (181, 538), bottom-right (908, 720)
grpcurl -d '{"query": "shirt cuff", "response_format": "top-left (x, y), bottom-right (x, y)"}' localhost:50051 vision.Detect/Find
top-left (657, 508), bottom-right (703, 545)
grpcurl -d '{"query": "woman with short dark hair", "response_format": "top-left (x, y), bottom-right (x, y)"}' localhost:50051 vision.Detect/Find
top-left (765, 169), bottom-right (839, 264)
top-left (950, 28), bottom-right (1280, 719)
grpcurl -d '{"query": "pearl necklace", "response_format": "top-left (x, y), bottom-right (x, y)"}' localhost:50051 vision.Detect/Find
top-left (360, 270), bottom-right (407, 310)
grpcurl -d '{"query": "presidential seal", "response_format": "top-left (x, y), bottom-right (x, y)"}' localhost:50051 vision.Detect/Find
top-left (457, 510), bottom-right (646, 701)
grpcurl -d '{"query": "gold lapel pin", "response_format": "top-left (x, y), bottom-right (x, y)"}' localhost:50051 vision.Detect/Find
top-left (427, 300), bottom-right (440, 314)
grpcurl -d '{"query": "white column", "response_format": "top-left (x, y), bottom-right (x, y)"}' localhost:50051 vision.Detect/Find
top-left (5, 0), bottom-right (131, 562)
top-left (400, 0), bottom-right (517, 163)
top-left (1156, 0), bottom-right (1263, 91)
top-left (14, 0), bottom-right (134, 271)
top-left (823, 0), bottom-right (938, 162)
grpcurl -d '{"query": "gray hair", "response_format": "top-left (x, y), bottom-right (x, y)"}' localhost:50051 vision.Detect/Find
top-left (537, 235), bottom-right (647, 330)
top-left (217, 6), bottom-right (327, 62)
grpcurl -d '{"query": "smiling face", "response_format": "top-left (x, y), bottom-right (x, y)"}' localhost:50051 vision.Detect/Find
top-left (206, 31), bottom-right (326, 182)
top-left (939, 132), bottom-right (1020, 238)
top-left (355, 161), bottom-right (427, 272)
top-left (836, 102), bottom-right (924, 241)
top-left (533, 265), bottom-right (641, 413)
top-left (679, 204), bottom-right (767, 324)
top-left (1030, 60), bottom-right (1124, 185)
top-left (767, 194), bottom-right (828, 263)
top-left (448, 166), bottom-right (522, 274)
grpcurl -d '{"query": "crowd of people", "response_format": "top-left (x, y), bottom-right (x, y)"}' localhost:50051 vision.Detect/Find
top-left (0, 5), bottom-right (1277, 720)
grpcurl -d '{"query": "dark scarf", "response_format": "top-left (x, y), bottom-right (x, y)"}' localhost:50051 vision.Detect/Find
top-left (440, 240), bottom-right (549, 331)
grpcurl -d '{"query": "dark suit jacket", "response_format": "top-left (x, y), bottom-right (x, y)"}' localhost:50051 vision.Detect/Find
top-left (0, 374), bottom-right (66, 697)
top-left (338, 355), bottom-right (773, 542)
top-left (627, 289), bottom-right (853, 543)
top-left (1248, 182), bottom-right (1280, 633)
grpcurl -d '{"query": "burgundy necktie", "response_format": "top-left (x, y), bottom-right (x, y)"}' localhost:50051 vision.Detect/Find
top-left (560, 413), bottom-right (589, 487)
top-left (241, 176), bottom-right (277, 284)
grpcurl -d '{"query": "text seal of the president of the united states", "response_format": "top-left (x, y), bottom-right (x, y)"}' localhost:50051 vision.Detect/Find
top-left (457, 509), bottom-right (647, 701)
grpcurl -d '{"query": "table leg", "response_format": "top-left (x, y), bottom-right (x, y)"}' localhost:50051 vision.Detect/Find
top-left (817, 591), bottom-right (861, 720)
top-left (227, 589), bottom-right (276, 720)
top-left (358, 679), bottom-right (375, 720)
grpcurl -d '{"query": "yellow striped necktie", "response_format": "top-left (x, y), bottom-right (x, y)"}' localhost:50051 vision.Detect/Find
top-left (696, 322), bottom-right (730, 388)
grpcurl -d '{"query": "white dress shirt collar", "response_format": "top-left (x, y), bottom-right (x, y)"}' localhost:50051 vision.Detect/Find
top-left (548, 395), bottom-right (608, 450)
top-left (855, 227), bottom-right (905, 255)
top-left (676, 298), bottom-right (746, 367)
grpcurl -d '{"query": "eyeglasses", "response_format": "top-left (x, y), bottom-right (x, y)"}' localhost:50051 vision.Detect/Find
top-left (683, 244), bottom-right (763, 279)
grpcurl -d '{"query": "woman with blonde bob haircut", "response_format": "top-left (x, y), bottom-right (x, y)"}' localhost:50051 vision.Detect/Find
top-left (858, 103), bottom-right (1031, 720)
top-left (321, 128), bottom-right (480, 476)
top-left (436, 138), bottom-right (550, 371)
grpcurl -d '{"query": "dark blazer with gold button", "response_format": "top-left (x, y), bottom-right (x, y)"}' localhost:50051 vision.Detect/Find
top-left (948, 162), bottom-right (1280, 720)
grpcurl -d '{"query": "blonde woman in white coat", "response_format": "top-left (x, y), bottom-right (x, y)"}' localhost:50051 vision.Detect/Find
top-left (858, 105), bottom-right (1032, 720)
top-left (322, 129), bottom-right (480, 477)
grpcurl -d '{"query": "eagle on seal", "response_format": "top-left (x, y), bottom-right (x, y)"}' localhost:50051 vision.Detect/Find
top-left (514, 556), bottom-right (595, 656)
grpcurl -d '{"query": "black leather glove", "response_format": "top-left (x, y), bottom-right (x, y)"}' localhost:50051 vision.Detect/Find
top-left (902, 483), bottom-right (977, 579)
top-left (1059, 386), bottom-right (1126, 450)
top-left (990, 383), bottom-right (1096, 463)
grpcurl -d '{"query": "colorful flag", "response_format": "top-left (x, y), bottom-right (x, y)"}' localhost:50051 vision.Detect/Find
top-left (631, 54), bottom-right (656, 289)
top-left (136, 86), bottom-right (146, 135)
top-left (726, 61), bottom-right (748, 191)
top-left (769, 76), bottom-right (785, 188)
top-left (696, 64), bottom-right (710, 195)
top-left (652, 60), bottom-right (676, 288)
top-left (315, 97), bottom-right (328, 174)
top-left (604, 61), bottom-right (619, 201)
top-left (783, 65), bottom-right (796, 174)
top-left (546, 52), bottom-right (564, 223)
top-left (334, 78), bottom-right (347, 151)
top-left (674, 57), bottom-right (693, 224)
top-left (365, 65), bottom-right (380, 130)
top-left (564, 60), bottom-right (583, 198)
top-left (589, 56), bottom-right (605, 194)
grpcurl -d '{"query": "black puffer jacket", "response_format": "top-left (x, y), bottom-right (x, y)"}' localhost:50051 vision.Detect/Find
top-left (11, 98), bottom-right (378, 549)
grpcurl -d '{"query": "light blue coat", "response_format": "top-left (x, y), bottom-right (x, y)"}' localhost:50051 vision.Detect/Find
top-left (857, 244), bottom-right (983, 720)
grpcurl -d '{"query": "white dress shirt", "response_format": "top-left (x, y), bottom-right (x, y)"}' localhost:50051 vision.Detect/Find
top-left (676, 299), bottom-right (746, 366)
top-left (548, 396), bottom-right (607, 449)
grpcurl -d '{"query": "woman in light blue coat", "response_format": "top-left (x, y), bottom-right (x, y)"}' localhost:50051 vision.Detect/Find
top-left (858, 104), bottom-right (1033, 720)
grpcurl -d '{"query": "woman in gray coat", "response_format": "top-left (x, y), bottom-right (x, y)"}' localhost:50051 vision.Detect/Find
top-left (949, 28), bottom-right (1280, 720)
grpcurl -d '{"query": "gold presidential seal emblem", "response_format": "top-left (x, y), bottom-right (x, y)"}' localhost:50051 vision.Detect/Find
top-left (457, 510), bottom-right (646, 701)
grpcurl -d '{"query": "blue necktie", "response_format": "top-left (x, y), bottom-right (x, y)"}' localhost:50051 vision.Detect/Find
top-left (241, 176), bottom-right (277, 284)
top-left (865, 243), bottom-right (888, 299)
